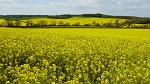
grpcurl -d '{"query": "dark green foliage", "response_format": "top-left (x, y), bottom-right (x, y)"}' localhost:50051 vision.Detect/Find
top-left (0, 15), bottom-right (5, 19)
top-left (130, 18), bottom-right (150, 24)
top-left (47, 14), bottom-right (72, 19)
top-left (84, 23), bottom-right (91, 26)
top-left (72, 22), bottom-right (80, 26)
top-left (4, 15), bottom-right (48, 20)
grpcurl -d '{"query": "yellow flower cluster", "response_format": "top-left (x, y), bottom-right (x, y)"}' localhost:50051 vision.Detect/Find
top-left (0, 28), bottom-right (150, 84)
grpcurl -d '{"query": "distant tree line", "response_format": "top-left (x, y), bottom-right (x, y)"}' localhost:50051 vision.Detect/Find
top-left (2, 15), bottom-right (48, 20)
top-left (0, 18), bottom-right (150, 29)
top-left (0, 14), bottom-right (150, 24)
top-left (0, 14), bottom-right (150, 28)
top-left (130, 18), bottom-right (150, 24)
top-left (47, 14), bottom-right (72, 19)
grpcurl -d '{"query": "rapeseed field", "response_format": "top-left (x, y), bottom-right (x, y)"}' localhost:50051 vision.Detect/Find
top-left (0, 28), bottom-right (150, 84)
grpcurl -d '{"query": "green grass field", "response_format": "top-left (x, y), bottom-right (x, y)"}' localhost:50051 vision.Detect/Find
top-left (0, 28), bottom-right (150, 84)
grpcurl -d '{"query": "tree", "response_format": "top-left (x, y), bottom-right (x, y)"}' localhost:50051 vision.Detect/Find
top-left (58, 21), bottom-right (64, 26)
top-left (95, 23), bottom-right (100, 26)
top-left (84, 23), bottom-right (91, 26)
top-left (0, 23), bottom-right (2, 27)
top-left (123, 20), bottom-right (132, 27)
top-left (64, 23), bottom-right (70, 26)
top-left (4, 20), bottom-right (13, 27)
top-left (92, 21), bottom-right (100, 26)
top-left (114, 20), bottom-right (119, 27)
top-left (14, 20), bottom-right (21, 27)
top-left (148, 24), bottom-right (150, 29)
top-left (72, 22), bottom-right (80, 26)
top-left (49, 20), bottom-right (56, 26)
top-left (38, 20), bottom-right (47, 26)
top-left (103, 22), bottom-right (112, 27)
top-left (25, 19), bottom-right (33, 27)
top-left (92, 21), bottom-right (96, 26)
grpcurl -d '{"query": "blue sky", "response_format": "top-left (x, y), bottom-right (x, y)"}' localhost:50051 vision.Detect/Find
top-left (0, 0), bottom-right (150, 17)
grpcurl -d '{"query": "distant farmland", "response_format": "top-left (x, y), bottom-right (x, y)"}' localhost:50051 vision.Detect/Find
top-left (0, 17), bottom-right (126, 26)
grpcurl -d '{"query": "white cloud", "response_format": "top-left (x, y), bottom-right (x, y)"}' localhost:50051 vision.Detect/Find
top-left (0, 0), bottom-right (150, 17)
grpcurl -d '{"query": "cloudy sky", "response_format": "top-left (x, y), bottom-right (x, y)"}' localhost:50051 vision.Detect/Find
top-left (0, 0), bottom-right (150, 17)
